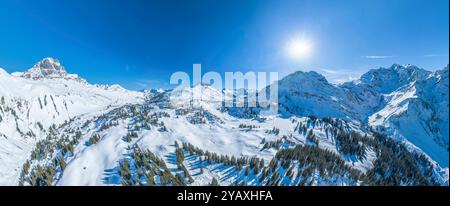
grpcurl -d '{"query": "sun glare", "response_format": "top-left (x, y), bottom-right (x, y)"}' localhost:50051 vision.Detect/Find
top-left (286, 37), bottom-right (313, 59)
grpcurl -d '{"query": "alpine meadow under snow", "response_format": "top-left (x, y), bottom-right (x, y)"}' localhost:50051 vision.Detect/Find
top-left (0, 58), bottom-right (448, 186)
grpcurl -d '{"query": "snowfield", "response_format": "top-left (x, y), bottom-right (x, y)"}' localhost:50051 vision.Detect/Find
top-left (0, 58), bottom-right (143, 185)
top-left (0, 58), bottom-right (448, 186)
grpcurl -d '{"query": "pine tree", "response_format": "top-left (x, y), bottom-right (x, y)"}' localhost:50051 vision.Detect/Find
top-left (210, 177), bottom-right (220, 186)
top-left (89, 133), bottom-right (100, 145)
top-left (124, 134), bottom-right (132, 142)
top-left (67, 143), bottom-right (74, 155)
top-left (59, 157), bottom-right (66, 170)
top-left (147, 169), bottom-right (156, 186)
top-left (22, 160), bottom-right (30, 175)
top-left (175, 147), bottom-right (185, 164)
top-left (259, 159), bottom-right (264, 170)
top-left (119, 160), bottom-right (132, 186)
top-left (174, 173), bottom-right (186, 186)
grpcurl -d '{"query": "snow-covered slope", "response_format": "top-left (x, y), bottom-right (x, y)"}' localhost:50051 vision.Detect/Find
top-left (357, 64), bottom-right (431, 94)
top-left (276, 71), bottom-right (381, 121)
top-left (19, 87), bottom-right (448, 186)
top-left (271, 64), bottom-right (448, 168)
top-left (1, 59), bottom-right (448, 186)
top-left (0, 58), bottom-right (144, 185)
top-left (369, 65), bottom-right (449, 167)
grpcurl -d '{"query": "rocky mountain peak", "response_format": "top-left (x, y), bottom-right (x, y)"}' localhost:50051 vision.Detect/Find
top-left (19, 57), bottom-right (85, 82)
top-left (359, 64), bottom-right (430, 93)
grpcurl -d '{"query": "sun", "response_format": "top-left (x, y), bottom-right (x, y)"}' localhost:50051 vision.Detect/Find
top-left (286, 37), bottom-right (313, 59)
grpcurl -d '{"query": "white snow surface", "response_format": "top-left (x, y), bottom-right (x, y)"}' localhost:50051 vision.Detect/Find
top-left (0, 59), bottom-right (144, 185)
top-left (0, 59), bottom-right (448, 185)
top-left (276, 64), bottom-right (449, 168)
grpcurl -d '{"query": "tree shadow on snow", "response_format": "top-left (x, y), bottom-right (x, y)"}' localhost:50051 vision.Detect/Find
top-left (102, 167), bottom-right (121, 185)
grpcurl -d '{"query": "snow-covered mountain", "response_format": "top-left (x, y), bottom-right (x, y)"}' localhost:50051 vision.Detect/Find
top-left (276, 70), bottom-right (382, 121)
top-left (0, 58), bottom-right (144, 185)
top-left (368, 65), bottom-right (449, 167)
top-left (275, 64), bottom-right (449, 168)
top-left (18, 84), bottom-right (449, 186)
top-left (357, 64), bottom-right (431, 94)
top-left (11, 57), bottom-right (84, 81)
top-left (0, 58), bottom-right (448, 186)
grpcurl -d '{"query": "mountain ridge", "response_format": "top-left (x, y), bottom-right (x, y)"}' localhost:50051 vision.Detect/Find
top-left (0, 58), bottom-right (448, 185)
top-left (275, 64), bottom-right (449, 167)
top-left (0, 58), bottom-right (144, 185)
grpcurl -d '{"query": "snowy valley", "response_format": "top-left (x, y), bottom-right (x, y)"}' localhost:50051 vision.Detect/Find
top-left (0, 58), bottom-right (448, 186)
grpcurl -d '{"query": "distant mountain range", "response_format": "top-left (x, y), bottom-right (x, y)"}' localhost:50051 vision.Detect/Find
top-left (0, 58), bottom-right (447, 186)
top-left (277, 63), bottom-right (449, 167)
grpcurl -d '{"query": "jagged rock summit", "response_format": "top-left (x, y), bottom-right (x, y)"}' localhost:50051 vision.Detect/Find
top-left (14, 57), bottom-right (85, 82)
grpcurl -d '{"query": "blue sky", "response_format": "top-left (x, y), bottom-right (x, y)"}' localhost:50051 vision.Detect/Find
top-left (0, 0), bottom-right (448, 90)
